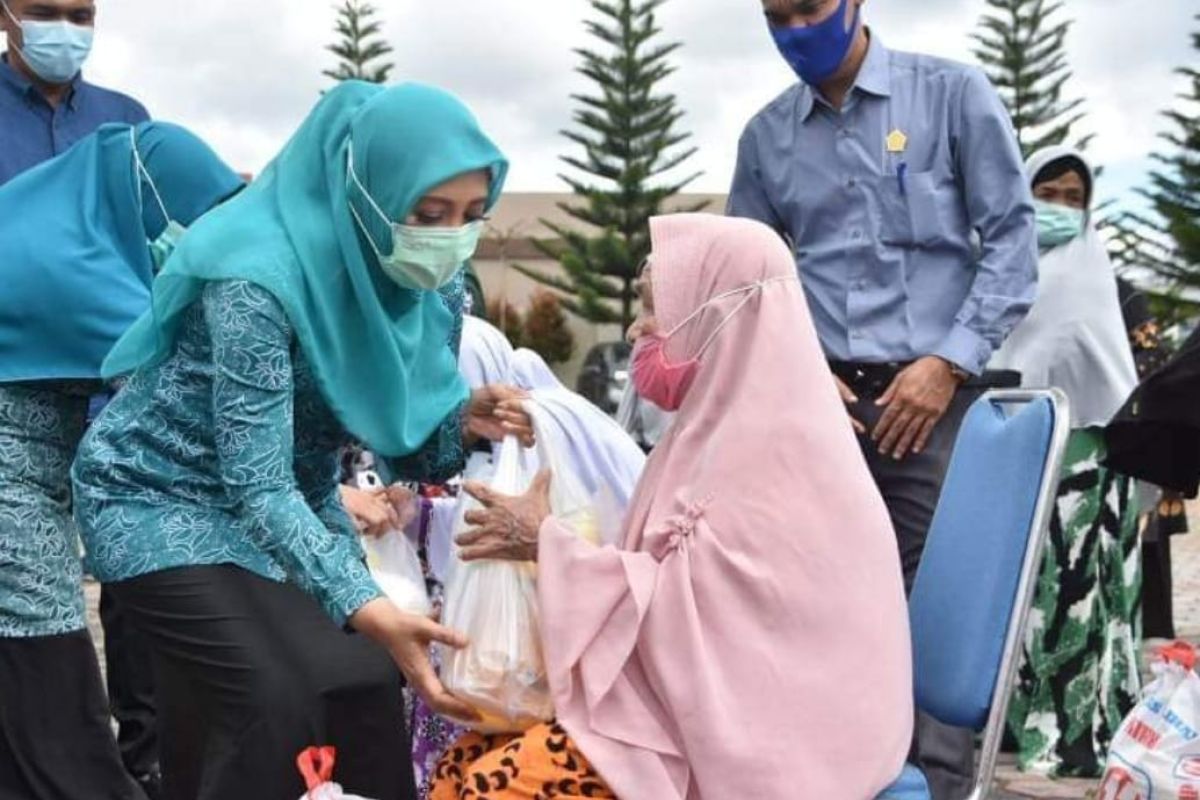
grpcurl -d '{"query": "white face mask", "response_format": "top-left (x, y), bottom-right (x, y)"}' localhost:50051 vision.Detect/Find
top-left (1, 0), bottom-right (93, 85)
top-left (346, 143), bottom-right (483, 291)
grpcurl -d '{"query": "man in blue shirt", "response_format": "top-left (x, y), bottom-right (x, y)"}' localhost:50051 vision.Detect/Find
top-left (1, 2), bottom-right (159, 798)
top-left (0, 0), bottom-right (147, 186)
top-left (728, 1), bottom-right (1037, 798)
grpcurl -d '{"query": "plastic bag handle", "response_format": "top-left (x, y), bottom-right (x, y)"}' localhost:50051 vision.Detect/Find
top-left (526, 400), bottom-right (586, 512)
top-left (296, 746), bottom-right (337, 792)
top-left (1157, 640), bottom-right (1197, 671)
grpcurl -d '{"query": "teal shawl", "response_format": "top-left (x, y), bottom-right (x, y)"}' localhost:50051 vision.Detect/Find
top-left (0, 122), bottom-right (241, 382)
top-left (104, 81), bottom-right (509, 457)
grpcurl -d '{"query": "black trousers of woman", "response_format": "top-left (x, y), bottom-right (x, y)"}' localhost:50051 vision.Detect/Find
top-left (0, 630), bottom-right (146, 800)
top-left (113, 565), bottom-right (415, 800)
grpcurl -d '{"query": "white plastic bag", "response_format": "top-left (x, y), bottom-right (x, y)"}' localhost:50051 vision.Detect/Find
top-left (353, 472), bottom-right (430, 617)
top-left (295, 747), bottom-right (375, 800)
top-left (439, 434), bottom-right (547, 732)
top-left (1099, 642), bottom-right (1200, 800)
top-left (528, 403), bottom-right (603, 547)
top-left (439, 403), bottom-right (601, 733)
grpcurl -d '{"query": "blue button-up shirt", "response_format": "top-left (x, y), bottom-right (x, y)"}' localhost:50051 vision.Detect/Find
top-left (728, 34), bottom-right (1037, 375)
top-left (0, 53), bottom-right (148, 186)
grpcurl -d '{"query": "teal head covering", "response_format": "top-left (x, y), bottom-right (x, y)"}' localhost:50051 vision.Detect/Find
top-left (0, 122), bottom-right (242, 383)
top-left (104, 81), bottom-right (509, 457)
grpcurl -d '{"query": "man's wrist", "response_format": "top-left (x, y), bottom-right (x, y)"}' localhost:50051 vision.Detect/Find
top-left (934, 356), bottom-right (970, 384)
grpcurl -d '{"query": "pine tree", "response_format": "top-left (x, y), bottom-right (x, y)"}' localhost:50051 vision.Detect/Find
top-left (1140, 16), bottom-right (1200, 292)
top-left (515, 0), bottom-right (704, 329)
top-left (1107, 16), bottom-right (1200, 314)
top-left (972, 0), bottom-right (1089, 156)
top-left (323, 0), bottom-right (395, 84)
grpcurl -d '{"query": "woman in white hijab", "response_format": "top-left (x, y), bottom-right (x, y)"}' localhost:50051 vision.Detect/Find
top-left (406, 316), bottom-right (645, 794)
top-left (457, 316), bottom-right (645, 522)
top-left (993, 145), bottom-right (1142, 778)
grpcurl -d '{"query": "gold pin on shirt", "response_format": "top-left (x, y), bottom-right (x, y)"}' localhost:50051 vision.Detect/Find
top-left (886, 129), bottom-right (908, 153)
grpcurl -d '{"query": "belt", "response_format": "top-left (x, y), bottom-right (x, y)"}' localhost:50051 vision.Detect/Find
top-left (828, 360), bottom-right (1021, 395)
top-left (828, 361), bottom-right (911, 396)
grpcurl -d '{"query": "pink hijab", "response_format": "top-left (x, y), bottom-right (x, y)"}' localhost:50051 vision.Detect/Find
top-left (537, 214), bottom-right (913, 798)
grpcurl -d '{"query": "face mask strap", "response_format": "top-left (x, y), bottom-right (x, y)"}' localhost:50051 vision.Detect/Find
top-left (667, 275), bottom-right (797, 360)
top-left (131, 129), bottom-right (172, 230)
top-left (347, 190), bottom-right (389, 262)
top-left (346, 142), bottom-right (395, 230)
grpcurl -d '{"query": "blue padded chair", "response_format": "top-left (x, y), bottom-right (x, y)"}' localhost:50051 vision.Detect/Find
top-left (877, 389), bottom-right (1070, 800)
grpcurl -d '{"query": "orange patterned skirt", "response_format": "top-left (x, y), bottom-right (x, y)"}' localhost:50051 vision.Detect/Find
top-left (428, 722), bottom-right (616, 799)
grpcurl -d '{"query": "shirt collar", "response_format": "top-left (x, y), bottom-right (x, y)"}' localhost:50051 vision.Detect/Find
top-left (0, 52), bottom-right (31, 95)
top-left (797, 30), bottom-right (892, 121)
top-left (0, 51), bottom-right (83, 108)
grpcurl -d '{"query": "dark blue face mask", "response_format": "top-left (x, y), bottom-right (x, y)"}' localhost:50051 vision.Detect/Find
top-left (770, 0), bottom-right (860, 86)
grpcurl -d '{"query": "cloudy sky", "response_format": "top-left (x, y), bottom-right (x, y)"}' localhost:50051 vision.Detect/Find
top-left (78, 0), bottom-right (1195, 213)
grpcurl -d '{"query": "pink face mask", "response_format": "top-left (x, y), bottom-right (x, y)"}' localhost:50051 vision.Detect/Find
top-left (631, 276), bottom-right (794, 412)
top-left (631, 332), bottom-right (698, 412)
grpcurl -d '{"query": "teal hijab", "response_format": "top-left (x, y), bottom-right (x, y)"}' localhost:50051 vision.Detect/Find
top-left (105, 82), bottom-right (509, 457)
top-left (0, 122), bottom-right (242, 383)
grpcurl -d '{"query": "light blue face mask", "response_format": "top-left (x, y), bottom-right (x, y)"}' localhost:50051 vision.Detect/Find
top-left (132, 131), bottom-right (187, 272)
top-left (1034, 199), bottom-right (1085, 250)
top-left (346, 143), bottom-right (482, 291)
top-left (1, 0), bottom-right (93, 84)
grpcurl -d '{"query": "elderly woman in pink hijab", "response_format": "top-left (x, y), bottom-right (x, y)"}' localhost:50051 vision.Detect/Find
top-left (429, 214), bottom-right (913, 799)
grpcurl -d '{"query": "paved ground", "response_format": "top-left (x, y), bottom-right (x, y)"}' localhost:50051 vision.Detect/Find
top-left (86, 503), bottom-right (1200, 798)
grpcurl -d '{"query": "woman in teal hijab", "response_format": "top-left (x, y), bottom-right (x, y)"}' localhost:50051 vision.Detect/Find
top-left (0, 121), bottom-right (241, 800)
top-left (73, 82), bottom-right (525, 799)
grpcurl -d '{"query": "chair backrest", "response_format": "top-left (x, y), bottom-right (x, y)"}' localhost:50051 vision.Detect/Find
top-left (908, 389), bottom-right (1070, 797)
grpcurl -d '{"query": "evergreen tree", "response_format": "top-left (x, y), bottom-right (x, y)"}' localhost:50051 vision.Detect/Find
top-left (324, 0), bottom-right (395, 84)
top-left (515, 0), bottom-right (704, 329)
top-left (1107, 16), bottom-right (1200, 314)
top-left (1140, 16), bottom-right (1200, 292)
top-left (972, 0), bottom-right (1089, 156)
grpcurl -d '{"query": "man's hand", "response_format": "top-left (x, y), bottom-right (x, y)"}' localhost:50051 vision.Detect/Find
top-left (872, 357), bottom-right (965, 460)
top-left (832, 374), bottom-right (867, 435)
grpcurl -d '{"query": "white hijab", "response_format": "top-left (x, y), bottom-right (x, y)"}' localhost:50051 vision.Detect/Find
top-left (419, 318), bottom-right (646, 579)
top-left (459, 313), bottom-right (517, 388)
top-left (990, 145), bottom-right (1138, 428)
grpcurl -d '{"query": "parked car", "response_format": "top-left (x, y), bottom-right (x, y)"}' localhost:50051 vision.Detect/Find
top-left (576, 341), bottom-right (631, 415)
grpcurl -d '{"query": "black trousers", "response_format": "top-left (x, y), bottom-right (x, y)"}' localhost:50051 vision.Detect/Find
top-left (841, 367), bottom-right (981, 800)
top-left (0, 630), bottom-right (146, 800)
top-left (112, 565), bottom-right (416, 800)
top-left (1141, 519), bottom-right (1176, 639)
top-left (101, 585), bottom-right (161, 785)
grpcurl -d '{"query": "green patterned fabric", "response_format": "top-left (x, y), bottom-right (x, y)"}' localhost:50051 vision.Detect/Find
top-left (73, 280), bottom-right (466, 626)
top-left (0, 381), bottom-right (97, 637)
top-left (1005, 427), bottom-right (1142, 777)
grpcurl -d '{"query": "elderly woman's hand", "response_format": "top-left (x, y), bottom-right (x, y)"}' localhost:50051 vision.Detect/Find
top-left (457, 470), bottom-right (552, 562)
top-left (465, 384), bottom-right (535, 447)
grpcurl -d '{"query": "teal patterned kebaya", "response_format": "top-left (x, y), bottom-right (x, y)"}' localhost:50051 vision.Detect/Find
top-left (73, 280), bottom-right (466, 626)
top-left (0, 381), bottom-right (96, 637)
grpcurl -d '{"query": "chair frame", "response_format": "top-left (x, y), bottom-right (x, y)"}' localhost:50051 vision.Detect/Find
top-left (965, 388), bottom-right (1071, 800)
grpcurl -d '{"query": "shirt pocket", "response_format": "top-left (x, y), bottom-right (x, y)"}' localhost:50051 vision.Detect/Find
top-left (876, 169), bottom-right (953, 249)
